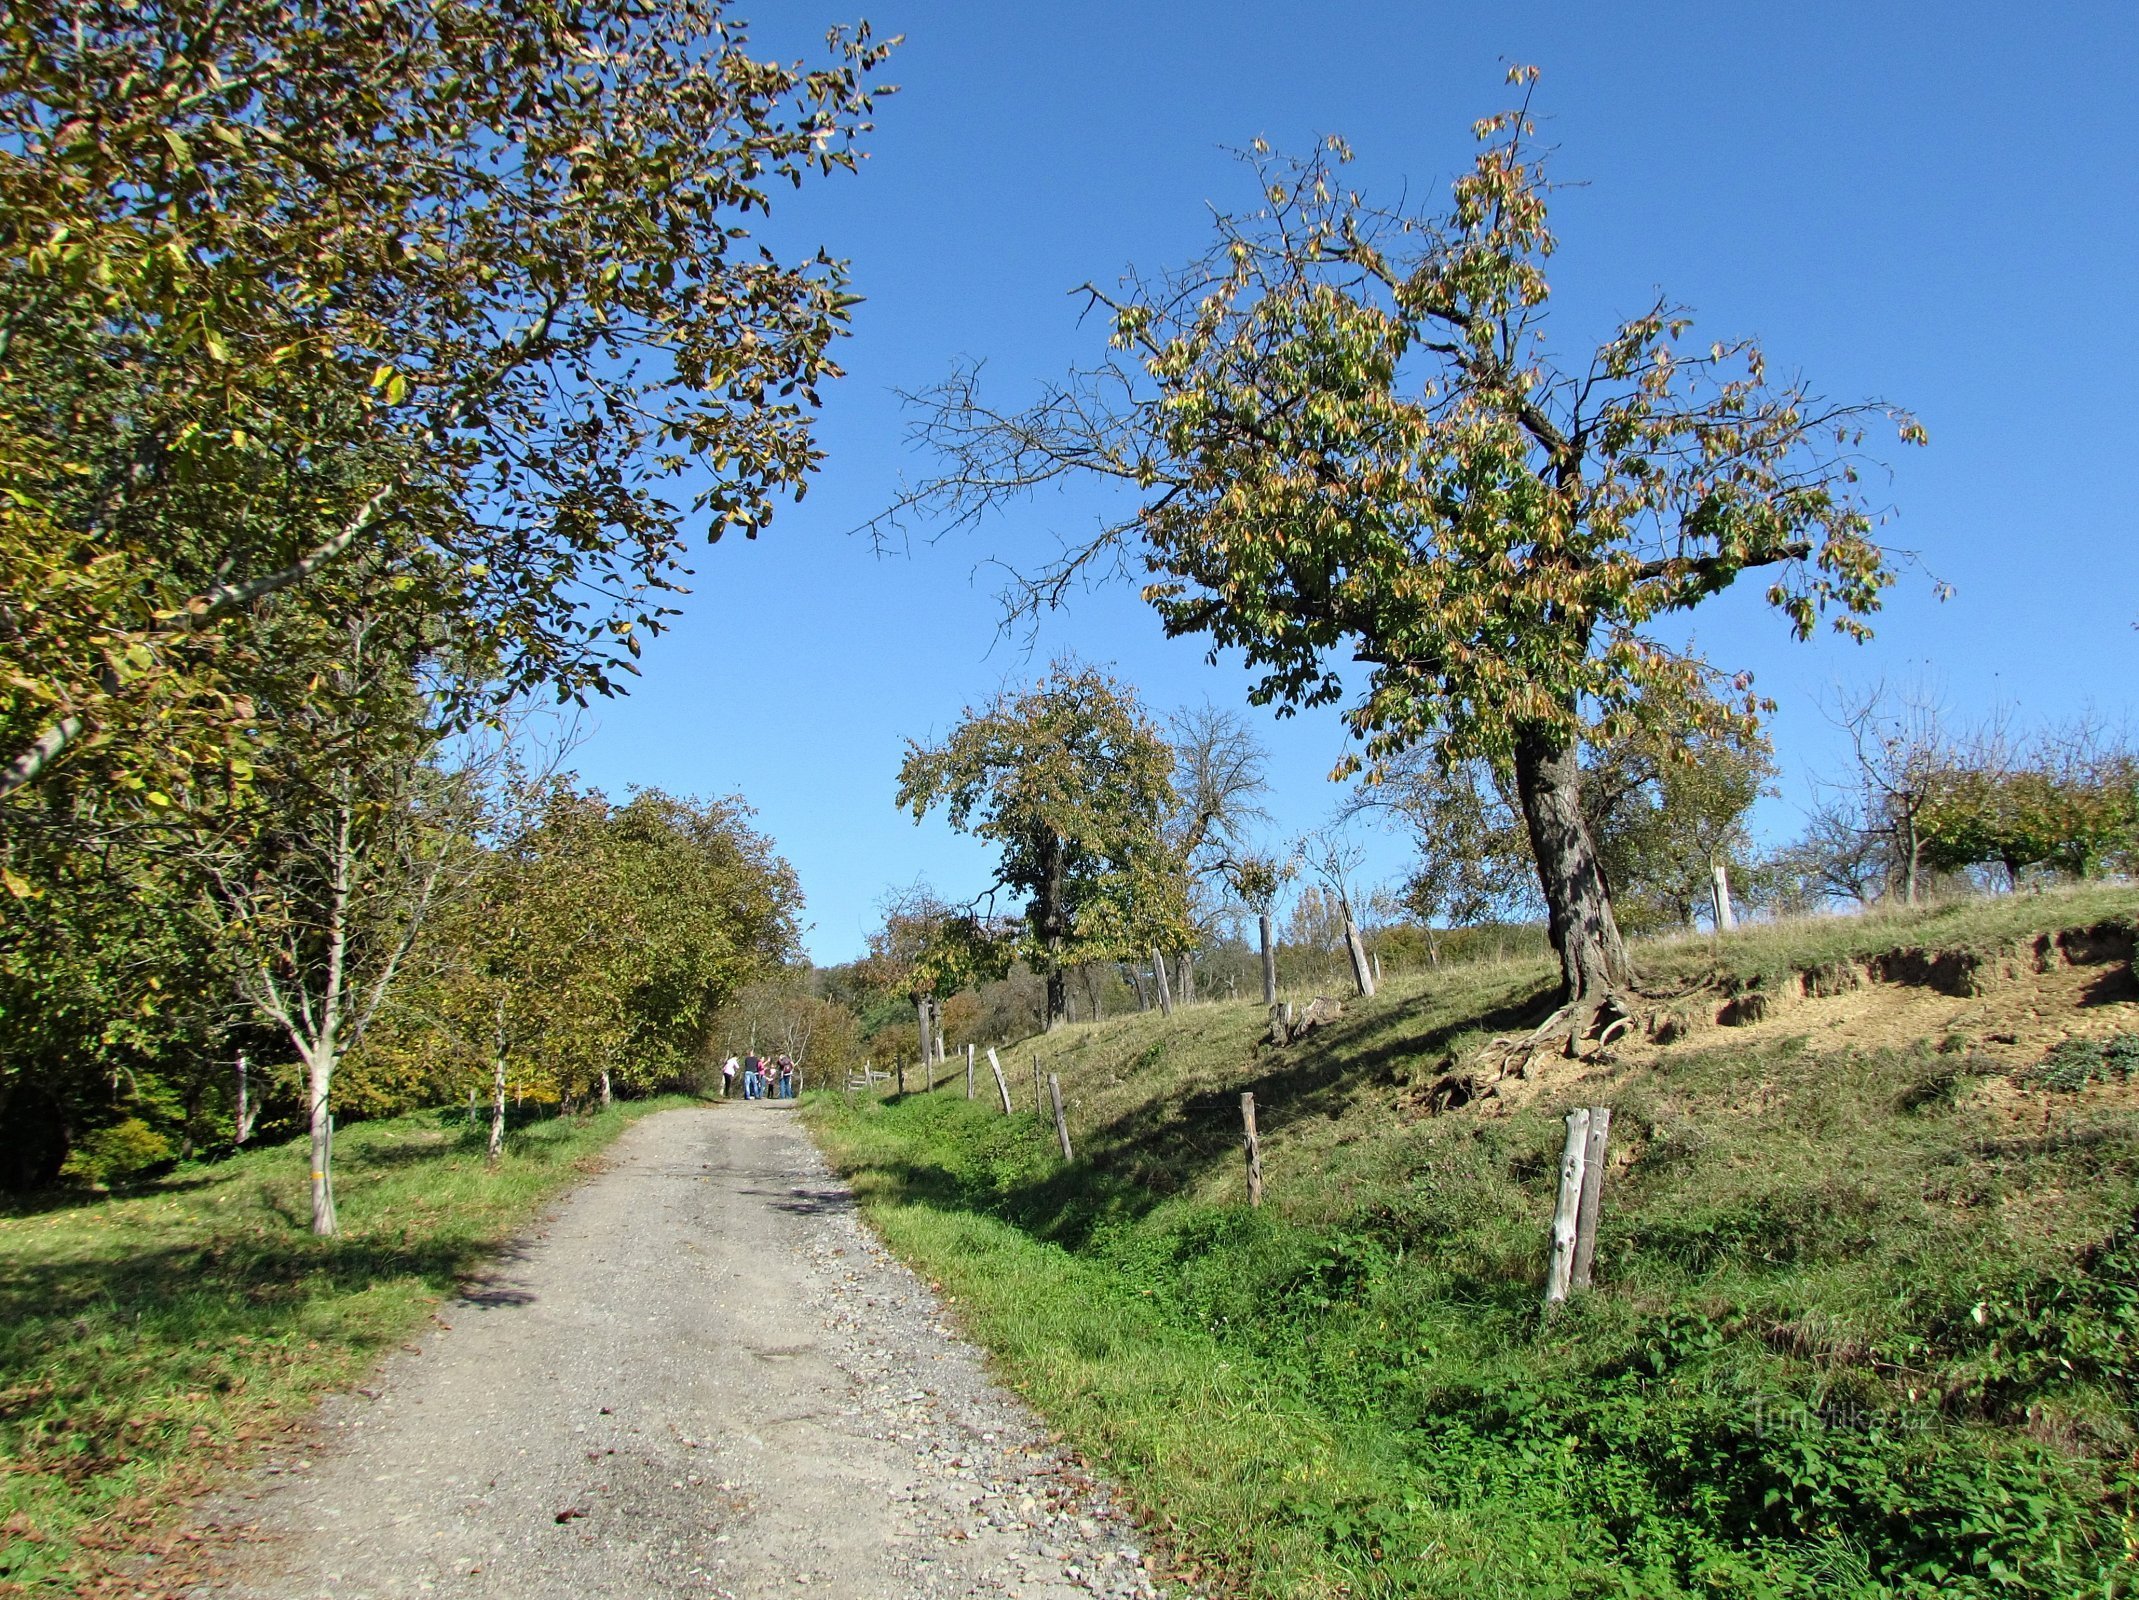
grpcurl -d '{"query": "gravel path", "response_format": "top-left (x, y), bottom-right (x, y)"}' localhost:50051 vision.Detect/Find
top-left (190, 1105), bottom-right (1168, 1600)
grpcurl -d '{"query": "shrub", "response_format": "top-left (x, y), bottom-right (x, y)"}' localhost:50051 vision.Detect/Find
top-left (58, 1118), bottom-right (174, 1187)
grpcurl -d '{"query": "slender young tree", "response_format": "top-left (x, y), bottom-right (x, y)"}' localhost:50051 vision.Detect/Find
top-left (196, 611), bottom-right (478, 1234)
top-left (878, 68), bottom-right (1925, 1043)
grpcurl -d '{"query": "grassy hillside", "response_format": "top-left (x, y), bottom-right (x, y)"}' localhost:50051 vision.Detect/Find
top-left (809, 886), bottom-right (2139, 1599)
top-left (0, 1099), bottom-right (685, 1597)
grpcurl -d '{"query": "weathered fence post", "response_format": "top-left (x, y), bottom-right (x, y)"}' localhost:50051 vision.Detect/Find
top-left (1570, 1106), bottom-right (1613, 1291)
top-left (1151, 948), bottom-right (1174, 1016)
top-left (1344, 917), bottom-right (1377, 999)
top-left (1544, 1107), bottom-right (1592, 1307)
top-left (987, 1048), bottom-right (1014, 1114)
top-left (1711, 862), bottom-right (1736, 933)
top-left (965, 1043), bottom-right (976, 1100)
top-left (1048, 1073), bottom-right (1073, 1161)
top-left (1258, 913), bottom-right (1278, 1006)
top-left (1240, 1092), bottom-right (1264, 1207)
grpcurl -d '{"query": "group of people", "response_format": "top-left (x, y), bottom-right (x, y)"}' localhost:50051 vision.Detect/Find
top-left (721, 1051), bottom-right (796, 1101)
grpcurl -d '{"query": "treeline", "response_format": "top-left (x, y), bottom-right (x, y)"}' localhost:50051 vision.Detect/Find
top-left (838, 666), bottom-right (2135, 1067)
top-left (0, 755), bottom-right (803, 1201)
top-left (0, 1), bottom-right (891, 1220)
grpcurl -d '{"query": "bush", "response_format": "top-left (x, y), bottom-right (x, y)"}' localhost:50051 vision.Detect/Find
top-left (58, 1118), bottom-right (174, 1187)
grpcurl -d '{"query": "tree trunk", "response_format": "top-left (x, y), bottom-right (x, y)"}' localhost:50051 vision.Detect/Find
top-left (306, 1050), bottom-right (337, 1237)
top-left (487, 1048), bottom-right (508, 1165)
top-left (1258, 913), bottom-right (1278, 1005)
top-left (1512, 724), bottom-right (1632, 1001)
top-left (1150, 948), bottom-right (1174, 1016)
top-left (915, 996), bottom-right (932, 1066)
top-left (234, 1051), bottom-right (258, 1145)
top-left (1175, 952), bottom-right (1195, 1004)
top-left (1126, 965), bottom-right (1148, 1011)
top-left (1039, 831), bottom-right (1071, 1029)
top-left (1709, 861), bottom-right (1736, 932)
top-left (1901, 814), bottom-right (1922, 905)
top-left (599, 1068), bottom-right (613, 1108)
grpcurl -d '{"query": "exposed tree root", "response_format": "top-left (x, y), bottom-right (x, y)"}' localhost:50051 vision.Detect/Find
top-left (1476, 988), bottom-right (1647, 1081)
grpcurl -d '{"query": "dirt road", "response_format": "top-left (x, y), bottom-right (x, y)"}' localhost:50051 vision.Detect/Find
top-left (192, 1106), bottom-right (1163, 1600)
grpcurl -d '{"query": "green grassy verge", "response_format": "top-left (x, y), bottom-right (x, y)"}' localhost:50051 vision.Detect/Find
top-left (810, 889), bottom-right (2139, 1599)
top-left (0, 1097), bottom-right (689, 1596)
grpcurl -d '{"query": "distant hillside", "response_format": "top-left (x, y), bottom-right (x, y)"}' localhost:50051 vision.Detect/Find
top-left (811, 883), bottom-right (2139, 1599)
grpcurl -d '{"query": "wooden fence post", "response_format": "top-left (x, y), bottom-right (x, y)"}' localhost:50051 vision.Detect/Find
top-left (1710, 862), bottom-right (1736, 933)
top-left (1240, 1092), bottom-right (1264, 1207)
top-left (1344, 917), bottom-right (1377, 999)
top-left (1048, 1073), bottom-right (1073, 1161)
top-left (965, 1043), bottom-right (975, 1100)
top-left (987, 1048), bottom-right (1014, 1114)
top-left (1543, 1107), bottom-right (1591, 1307)
top-left (1151, 948), bottom-right (1174, 1016)
top-left (1570, 1105), bottom-right (1613, 1291)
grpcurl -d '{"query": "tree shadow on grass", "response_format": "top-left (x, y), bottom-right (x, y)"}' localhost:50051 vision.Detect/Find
top-left (859, 983), bottom-right (1558, 1259)
top-left (0, 1174), bottom-right (230, 1221)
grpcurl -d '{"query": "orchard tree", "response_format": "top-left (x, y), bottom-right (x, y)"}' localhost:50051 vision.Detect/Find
top-left (896, 661), bottom-right (1188, 1029)
top-left (195, 608), bottom-right (478, 1234)
top-left (881, 68), bottom-right (1925, 1042)
top-left (1162, 704), bottom-right (1270, 999)
top-left (387, 780), bottom-right (800, 1160)
top-left (0, 0), bottom-right (893, 806)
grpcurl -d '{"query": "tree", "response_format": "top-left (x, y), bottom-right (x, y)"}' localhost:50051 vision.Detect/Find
top-left (1355, 674), bottom-right (1773, 950)
top-left (895, 661), bottom-right (1187, 1029)
top-left (1294, 823), bottom-right (1380, 997)
top-left (1824, 684), bottom-right (1955, 906)
top-left (1918, 718), bottom-right (2137, 886)
top-left (880, 68), bottom-right (1925, 1039)
top-left (380, 779), bottom-right (801, 1157)
top-left (195, 610), bottom-right (474, 1234)
top-left (860, 882), bottom-right (1003, 1065)
top-left (708, 972), bottom-right (861, 1090)
top-left (1576, 694), bottom-right (1775, 933)
top-left (0, 0), bottom-right (893, 804)
top-left (1163, 704), bottom-right (1270, 1000)
top-left (1349, 752), bottom-right (1527, 962)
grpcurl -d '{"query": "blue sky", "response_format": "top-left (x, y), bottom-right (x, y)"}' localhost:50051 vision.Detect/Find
top-left (569, 0), bottom-right (2139, 964)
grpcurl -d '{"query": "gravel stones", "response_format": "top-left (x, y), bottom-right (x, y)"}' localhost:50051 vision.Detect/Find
top-left (181, 1106), bottom-right (1171, 1600)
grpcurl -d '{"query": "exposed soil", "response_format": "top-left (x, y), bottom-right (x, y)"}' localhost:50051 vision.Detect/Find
top-left (172, 1106), bottom-right (1168, 1600)
top-left (1439, 920), bottom-right (2139, 1120)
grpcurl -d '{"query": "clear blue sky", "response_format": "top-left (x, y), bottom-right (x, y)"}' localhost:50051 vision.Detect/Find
top-left (569, 0), bottom-right (2139, 964)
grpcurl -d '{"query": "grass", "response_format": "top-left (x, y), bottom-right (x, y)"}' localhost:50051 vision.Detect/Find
top-left (809, 886), bottom-right (2139, 1599)
top-left (0, 1096), bottom-right (686, 1596)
